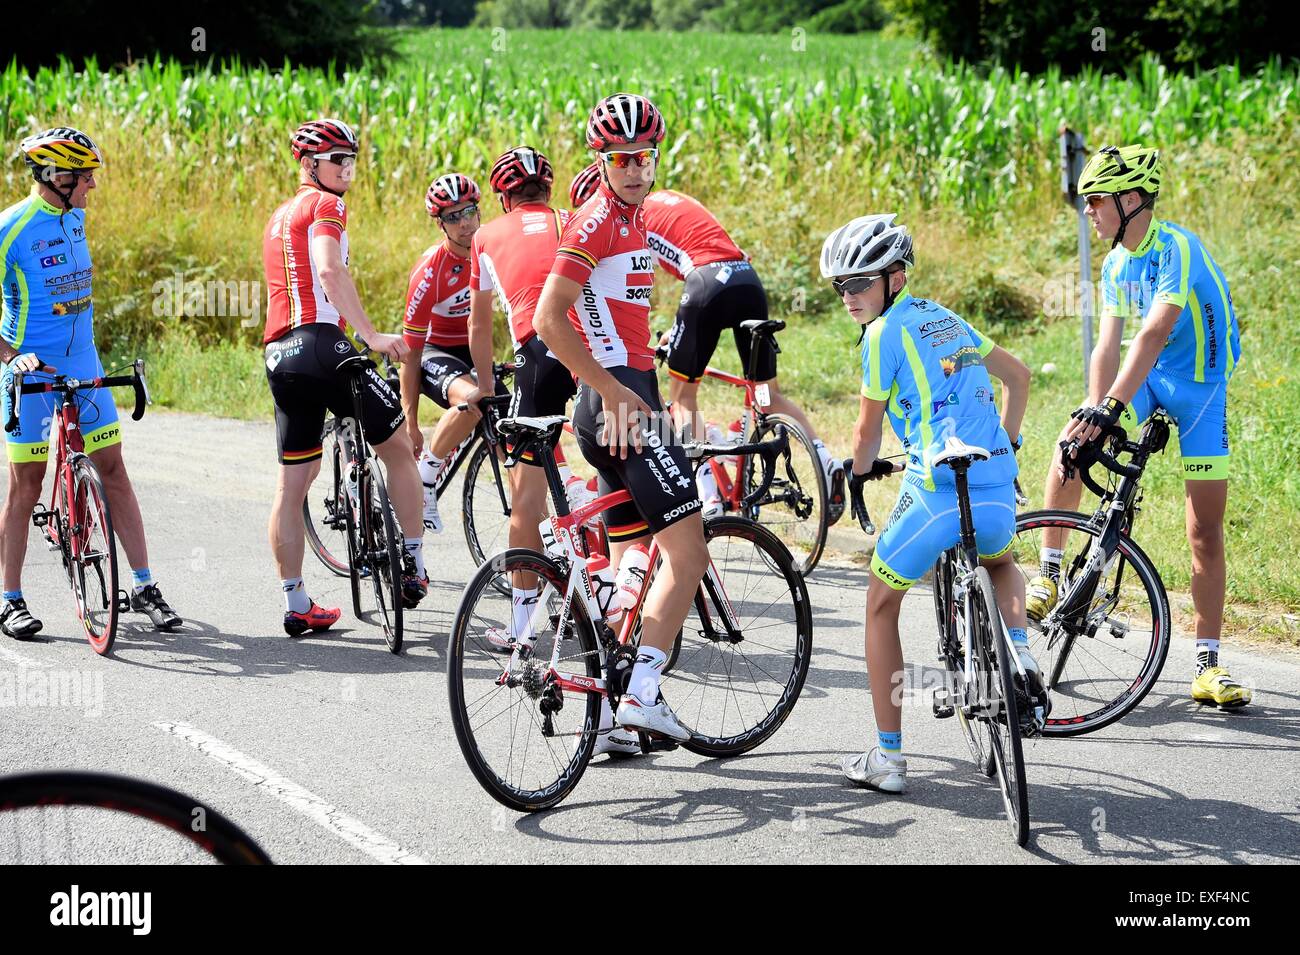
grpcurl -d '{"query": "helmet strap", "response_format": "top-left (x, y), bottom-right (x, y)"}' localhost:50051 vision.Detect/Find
top-left (1110, 192), bottom-right (1154, 249)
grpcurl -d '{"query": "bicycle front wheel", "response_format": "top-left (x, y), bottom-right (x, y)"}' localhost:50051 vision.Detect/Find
top-left (363, 463), bottom-right (403, 654)
top-left (462, 438), bottom-right (514, 588)
top-left (303, 418), bottom-right (351, 577)
top-left (67, 455), bottom-right (120, 655)
top-left (1013, 509), bottom-right (1171, 737)
top-left (669, 517), bottom-right (813, 757)
top-left (447, 549), bottom-right (601, 812)
top-left (973, 567), bottom-right (1029, 847)
top-left (740, 413), bottom-right (829, 576)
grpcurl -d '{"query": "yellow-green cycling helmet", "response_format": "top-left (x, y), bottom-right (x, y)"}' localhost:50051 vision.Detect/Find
top-left (1078, 144), bottom-right (1162, 247)
top-left (1078, 144), bottom-right (1161, 196)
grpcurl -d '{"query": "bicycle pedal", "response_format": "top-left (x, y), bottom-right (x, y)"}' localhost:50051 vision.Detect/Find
top-left (30, 508), bottom-right (53, 529)
top-left (115, 589), bottom-right (131, 613)
top-left (636, 730), bottom-right (652, 756)
top-left (932, 690), bottom-right (955, 719)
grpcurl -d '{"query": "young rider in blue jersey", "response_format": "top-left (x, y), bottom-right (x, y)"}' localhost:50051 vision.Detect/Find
top-left (824, 215), bottom-right (1041, 795)
top-left (1030, 145), bottom-right (1250, 709)
top-left (0, 127), bottom-right (183, 639)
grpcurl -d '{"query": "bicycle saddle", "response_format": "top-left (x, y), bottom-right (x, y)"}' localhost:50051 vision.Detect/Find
top-left (739, 319), bottom-right (786, 336)
top-left (932, 436), bottom-right (990, 468)
top-left (496, 415), bottom-right (568, 438)
top-left (334, 354), bottom-right (373, 375)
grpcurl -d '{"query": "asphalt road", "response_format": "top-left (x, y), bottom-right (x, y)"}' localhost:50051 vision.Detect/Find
top-left (1, 410), bottom-right (1297, 864)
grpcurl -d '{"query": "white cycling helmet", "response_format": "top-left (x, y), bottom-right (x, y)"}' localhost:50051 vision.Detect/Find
top-left (820, 214), bottom-right (914, 279)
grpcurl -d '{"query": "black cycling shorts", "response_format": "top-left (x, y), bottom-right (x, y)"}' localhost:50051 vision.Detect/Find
top-left (419, 340), bottom-right (509, 410)
top-left (572, 366), bottom-right (701, 541)
top-left (666, 261), bottom-right (776, 384)
top-left (509, 334), bottom-right (578, 466)
top-left (265, 323), bottom-right (405, 465)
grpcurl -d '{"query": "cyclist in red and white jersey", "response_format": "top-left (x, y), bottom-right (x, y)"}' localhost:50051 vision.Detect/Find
top-left (570, 170), bottom-right (847, 522)
top-left (262, 118), bottom-right (428, 637)
top-left (398, 173), bottom-right (506, 533)
top-left (534, 94), bottom-right (708, 744)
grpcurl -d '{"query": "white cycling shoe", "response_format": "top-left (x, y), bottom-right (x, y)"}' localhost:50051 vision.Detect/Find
top-left (842, 747), bottom-right (907, 794)
top-left (1015, 643), bottom-right (1050, 729)
top-left (594, 697), bottom-right (642, 757)
top-left (616, 690), bottom-right (691, 742)
top-left (482, 626), bottom-right (514, 653)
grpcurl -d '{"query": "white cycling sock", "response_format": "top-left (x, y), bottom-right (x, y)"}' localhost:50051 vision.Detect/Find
top-left (417, 451), bottom-right (442, 488)
top-left (511, 587), bottom-right (539, 644)
top-left (628, 645), bottom-right (668, 703)
top-left (282, 577), bottom-right (310, 614)
top-left (1039, 547), bottom-right (1064, 580)
top-left (403, 539), bottom-right (426, 578)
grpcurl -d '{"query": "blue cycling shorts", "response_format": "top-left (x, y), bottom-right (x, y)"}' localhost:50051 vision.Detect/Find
top-left (871, 478), bottom-right (1017, 591)
top-left (1, 348), bottom-right (121, 463)
top-left (1121, 367), bottom-right (1229, 481)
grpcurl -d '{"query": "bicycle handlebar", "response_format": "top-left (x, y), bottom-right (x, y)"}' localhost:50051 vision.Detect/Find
top-left (1060, 424), bottom-right (1141, 498)
top-left (686, 426), bottom-right (790, 511)
top-left (846, 459), bottom-right (903, 535)
top-left (5, 359), bottom-right (149, 434)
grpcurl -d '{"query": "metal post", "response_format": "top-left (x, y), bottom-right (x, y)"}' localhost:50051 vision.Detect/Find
top-left (1060, 125), bottom-right (1092, 393)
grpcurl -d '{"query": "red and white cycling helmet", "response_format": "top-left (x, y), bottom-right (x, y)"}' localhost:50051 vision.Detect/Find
top-left (585, 93), bottom-right (665, 151)
top-left (489, 146), bottom-right (554, 196)
top-left (569, 162), bottom-right (602, 207)
top-left (291, 118), bottom-right (358, 160)
top-left (425, 173), bottom-right (481, 217)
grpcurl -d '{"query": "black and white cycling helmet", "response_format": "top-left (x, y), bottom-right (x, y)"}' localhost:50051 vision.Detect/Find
top-left (819, 214), bottom-right (914, 279)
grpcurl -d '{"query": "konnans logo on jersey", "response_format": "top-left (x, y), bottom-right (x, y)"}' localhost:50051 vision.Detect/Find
top-left (577, 198), bottom-right (613, 245)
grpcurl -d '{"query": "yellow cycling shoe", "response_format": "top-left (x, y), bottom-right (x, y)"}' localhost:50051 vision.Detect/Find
top-left (1191, 666), bottom-right (1253, 709)
top-left (1025, 576), bottom-right (1058, 624)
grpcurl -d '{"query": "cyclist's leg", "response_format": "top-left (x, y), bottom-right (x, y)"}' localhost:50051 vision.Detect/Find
top-left (0, 360), bottom-right (53, 595)
top-left (974, 483), bottom-right (1023, 629)
top-left (665, 268), bottom-right (725, 440)
top-left (419, 344), bottom-right (480, 460)
top-left (265, 342), bottom-right (329, 582)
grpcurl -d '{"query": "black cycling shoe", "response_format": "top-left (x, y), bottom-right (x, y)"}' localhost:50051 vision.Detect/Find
top-left (400, 573), bottom-right (428, 610)
top-left (0, 598), bottom-right (43, 640)
top-left (826, 465), bottom-right (847, 526)
top-left (130, 584), bottom-right (183, 631)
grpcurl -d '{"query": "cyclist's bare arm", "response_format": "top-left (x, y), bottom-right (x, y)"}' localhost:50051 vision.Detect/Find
top-left (534, 273), bottom-right (652, 456)
top-left (309, 234), bottom-right (408, 361)
top-left (399, 354), bottom-right (424, 448)
top-left (467, 288), bottom-right (496, 398)
top-left (1086, 313), bottom-right (1126, 405)
top-left (1104, 303), bottom-right (1179, 405)
top-left (982, 345), bottom-right (1030, 443)
top-left (851, 396), bottom-right (889, 475)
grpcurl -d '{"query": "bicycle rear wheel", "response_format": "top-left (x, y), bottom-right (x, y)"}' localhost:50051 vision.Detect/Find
top-left (933, 550), bottom-right (993, 776)
top-left (1013, 509), bottom-right (1171, 736)
top-left (303, 420), bottom-right (351, 577)
top-left (668, 517), bottom-right (813, 757)
top-left (364, 463), bottom-right (404, 654)
top-left (0, 771), bottom-right (271, 864)
top-left (447, 549), bottom-right (601, 812)
top-left (740, 413), bottom-right (829, 576)
top-left (67, 455), bottom-right (120, 655)
top-left (972, 567), bottom-right (1029, 847)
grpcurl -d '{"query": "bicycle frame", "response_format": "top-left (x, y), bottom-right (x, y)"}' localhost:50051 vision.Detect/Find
top-left (496, 443), bottom-right (742, 706)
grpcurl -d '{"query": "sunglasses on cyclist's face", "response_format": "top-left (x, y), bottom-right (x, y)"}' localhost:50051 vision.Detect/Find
top-left (1083, 193), bottom-right (1112, 208)
top-left (600, 148), bottom-right (658, 169)
top-left (318, 152), bottom-right (356, 170)
top-left (832, 274), bottom-right (882, 297)
top-left (439, 204), bottom-right (479, 225)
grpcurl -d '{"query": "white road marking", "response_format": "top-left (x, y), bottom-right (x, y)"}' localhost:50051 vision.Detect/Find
top-left (153, 720), bottom-right (429, 865)
top-left (0, 642), bottom-right (51, 669)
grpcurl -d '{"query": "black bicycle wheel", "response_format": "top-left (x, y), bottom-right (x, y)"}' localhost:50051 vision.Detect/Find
top-left (740, 413), bottom-right (829, 577)
top-left (462, 438), bottom-right (514, 594)
top-left (973, 567), bottom-right (1030, 847)
top-left (933, 550), bottom-right (994, 775)
top-left (364, 462), bottom-right (404, 654)
top-left (0, 771), bottom-right (272, 864)
top-left (303, 419), bottom-right (351, 577)
top-left (666, 517), bottom-right (812, 757)
top-left (447, 548), bottom-right (601, 812)
top-left (1013, 509), bottom-right (1172, 737)
top-left (67, 455), bottom-right (120, 656)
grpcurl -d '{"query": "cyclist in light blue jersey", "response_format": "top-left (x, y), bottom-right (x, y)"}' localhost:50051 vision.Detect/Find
top-left (0, 127), bottom-right (182, 639)
top-left (1030, 144), bottom-right (1250, 709)
top-left (824, 215), bottom-right (1041, 795)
